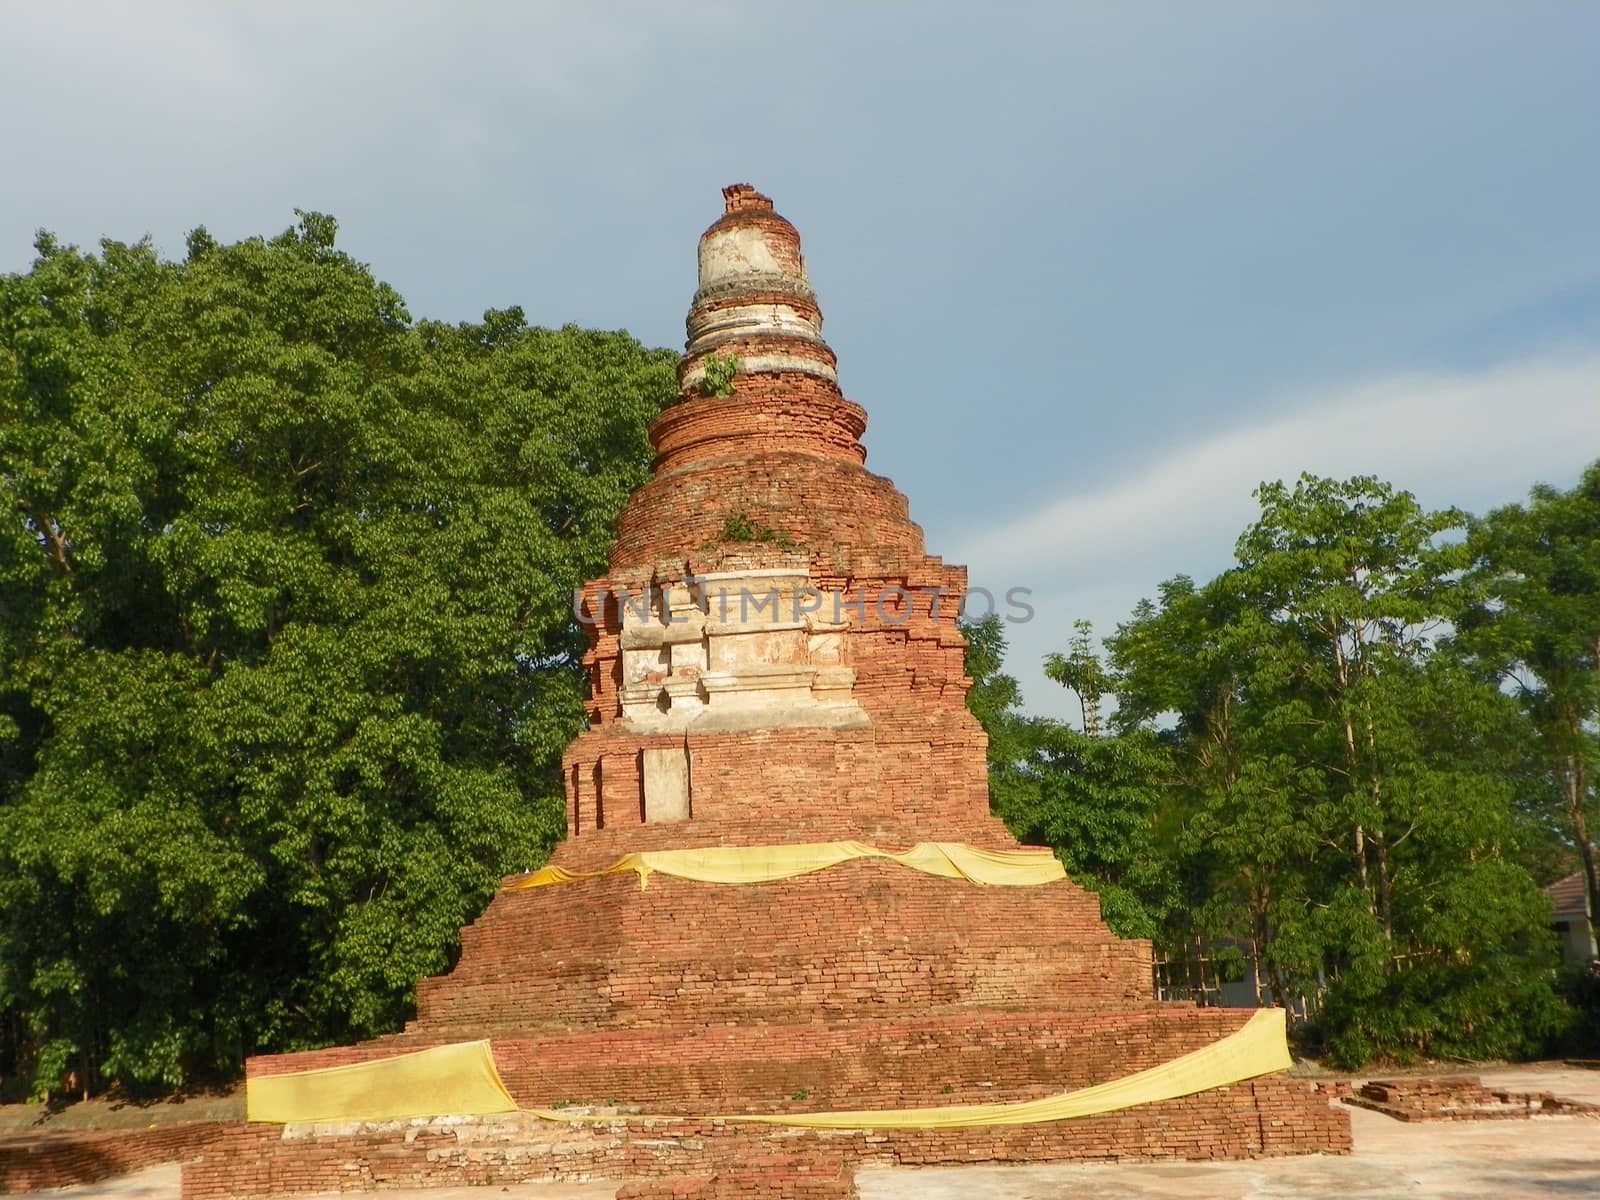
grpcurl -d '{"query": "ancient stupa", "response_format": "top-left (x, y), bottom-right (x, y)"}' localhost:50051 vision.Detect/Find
top-left (203, 186), bottom-right (1349, 1199)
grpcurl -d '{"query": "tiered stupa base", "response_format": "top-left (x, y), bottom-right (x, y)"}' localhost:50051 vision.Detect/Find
top-left (192, 1091), bottom-right (1345, 1200)
top-left (216, 863), bottom-right (1349, 1198)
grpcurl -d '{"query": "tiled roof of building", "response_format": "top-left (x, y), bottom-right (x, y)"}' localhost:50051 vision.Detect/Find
top-left (1546, 870), bottom-right (1590, 917)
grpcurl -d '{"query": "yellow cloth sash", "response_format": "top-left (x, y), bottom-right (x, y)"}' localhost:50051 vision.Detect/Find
top-left (505, 841), bottom-right (1067, 891)
top-left (246, 1010), bottom-right (1291, 1128)
top-left (246, 1040), bottom-right (518, 1123)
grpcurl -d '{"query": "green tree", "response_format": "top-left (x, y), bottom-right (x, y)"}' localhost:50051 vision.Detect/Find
top-left (1458, 463), bottom-right (1600, 957)
top-left (1107, 475), bottom-right (1564, 1064)
top-left (960, 612), bottom-right (1036, 812)
top-left (963, 615), bottom-right (1171, 937)
top-left (1044, 619), bottom-right (1111, 737)
top-left (1107, 575), bottom-right (1321, 1008)
top-left (0, 215), bottom-right (677, 1096)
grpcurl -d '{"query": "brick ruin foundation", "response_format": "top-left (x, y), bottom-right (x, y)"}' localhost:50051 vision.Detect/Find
top-left (1346, 1077), bottom-right (1600, 1122)
top-left (183, 186), bottom-right (1352, 1197)
top-left (0, 1122), bottom-right (229, 1193)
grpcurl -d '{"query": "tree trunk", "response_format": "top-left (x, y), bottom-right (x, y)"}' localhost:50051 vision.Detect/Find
top-left (1333, 635), bottom-right (1376, 908)
top-left (1567, 750), bottom-right (1599, 960)
top-left (1266, 959), bottom-right (1290, 1012)
top-left (1373, 831), bottom-right (1394, 944)
top-left (1357, 676), bottom-right (1392, 945)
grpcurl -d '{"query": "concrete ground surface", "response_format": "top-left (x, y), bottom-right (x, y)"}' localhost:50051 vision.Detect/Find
top-left (17, 1065), bottom-right (1600, 1199)
top-left (15, 1164), bottom-right (177, 1199)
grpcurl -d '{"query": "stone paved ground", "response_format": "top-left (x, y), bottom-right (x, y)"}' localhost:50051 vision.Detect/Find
top-left (16, 1164), bottom-right (177, 1199)
top-left (857, 1110), bottom-right (1600, 1199)
top-left (859, 1067), bottom-right (1600, 1200)
top-left (20, 1065), bottom-right (1600, 1199)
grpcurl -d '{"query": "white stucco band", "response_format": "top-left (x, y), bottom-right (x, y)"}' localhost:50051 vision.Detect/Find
top-left (698, 225), bottom-right (801, 289)
top-left (687, 302), bottom-right (821, 348)
top-left (681, 353), bottom-right (839, 388)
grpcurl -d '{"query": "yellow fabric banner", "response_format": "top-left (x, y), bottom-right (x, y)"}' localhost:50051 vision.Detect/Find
top-left (245, 1040), bottom-right (518, 1124)
top-left (505, 841), bottom-right (1068, 891)
top-left (247, 1011), bottom-right (1291, 1129)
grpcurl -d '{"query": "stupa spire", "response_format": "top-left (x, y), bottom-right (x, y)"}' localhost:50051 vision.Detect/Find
top-left (679, 183), bottom-right (838, 398)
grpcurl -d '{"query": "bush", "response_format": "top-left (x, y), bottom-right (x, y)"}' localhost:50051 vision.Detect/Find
top-left (1553, 964), bottom-right (1600, 1057)
top-left (1316, 955), bottom-right (1574, 1068)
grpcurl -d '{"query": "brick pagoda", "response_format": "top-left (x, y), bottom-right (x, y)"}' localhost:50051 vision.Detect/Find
top-left (203, 186), bottom-right (1349, 1199)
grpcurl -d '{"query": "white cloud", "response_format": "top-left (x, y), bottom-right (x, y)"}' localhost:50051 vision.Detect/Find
top-left (950, 350), bottom-right (1600, 718)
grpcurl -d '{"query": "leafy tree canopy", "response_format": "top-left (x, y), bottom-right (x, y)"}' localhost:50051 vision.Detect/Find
top-left (1104, 475), bottom-right (1564, 1065)
top-left (968, 472), bottom-right (1591, 1067)
top-left (1457, 464), bottom-right (1600, 944)
top-left (963, 614), bottom-right (1173, 938)
top-left (0, 214), bottom-right (677, 1097)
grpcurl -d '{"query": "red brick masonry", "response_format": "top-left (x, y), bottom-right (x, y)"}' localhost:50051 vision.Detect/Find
top-left (0, 1120), bottom-right (228, 1193)
top-left (183, 1081), bottom-right (1348, 1200)
top-left (1346, 1077), bottom-right (1600, 1122)
top-left (213, 186), bottom-right (1352, 1197)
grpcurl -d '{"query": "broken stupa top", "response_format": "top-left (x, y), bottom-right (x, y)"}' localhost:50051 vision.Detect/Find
top-left (680, 183), bottom-right (837, 393)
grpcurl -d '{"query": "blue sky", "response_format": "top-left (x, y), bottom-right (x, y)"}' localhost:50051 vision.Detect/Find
top-left (3, 3), bottom-right (1597, 717)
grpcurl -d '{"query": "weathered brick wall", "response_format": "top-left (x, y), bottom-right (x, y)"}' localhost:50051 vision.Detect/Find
top-left (486, 1006), bottom-right (1253, 1110)
top-left (0, 1121), bottom-right (227, 1192)
top-left (611, 443), bottom-right (907, 558)
top-left (614, 1156), bottom-right (857, 1200)
top-left (182, 1078), bottom-right (1349, 1200)
top-left (649, 389), bottom-right (865, 472)
top-left (560, 722), bottom-right (1000, 856)
top-left (250, 1004), bottom-right (1246, 1108)
top-left (399, 864), bottom-right (1151, 1039)
top-left (565, 557), bottom-right (996, 849)
top-left (577, 559), bottom-right (973, 725)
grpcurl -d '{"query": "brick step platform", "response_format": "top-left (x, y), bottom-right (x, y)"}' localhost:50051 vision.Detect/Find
top-left (548, 812), bottom-right (1023, 872)
top-left (182, 1081), bottom-right (1349, 1200)
top-left (251, 1005), bottom-right (1260, 1111)
top-left (400, 865), bottom-right (1150, 1037)
top-left (495, 1006), bottom-right (1253, 1110)
top-left (614, 1156), bottom-right (855, 1200)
